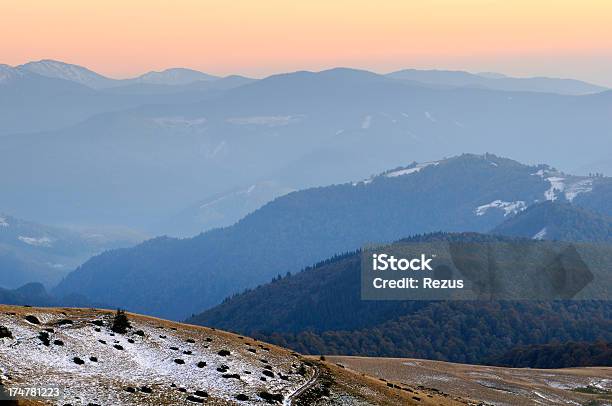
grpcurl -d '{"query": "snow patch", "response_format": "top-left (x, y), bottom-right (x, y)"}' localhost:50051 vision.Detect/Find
top-left (351, 178), bottom-right (373, 186)
top-left (535, 171), bottom-right (592, 202)
top-left (534, 391), bottom-right (558, 403)
top-left (0, 216), bottom-right (8, 227)
top-left (533, 228), bottom-right (547, 240)
top-left (475, 200), bottom-right (527, 217)
top-left (544, 177), bottom-right (565, 201)
top-left (18, 236), bottom-right (53, 247)
top-left (19, 60), bottom-right (109, 88)
top-left (590, 378), bottom-right (612, 391)
top-left (532, 168), bottom-right (551, 178)
top-left (424, 111), bottom-right (436, 122)
top-left (0, 64), bottom-right (24, 84)
top-left (153, 117), bottom-right (207, 128)
top-left (226, 116), bottom-right (301, 127)
top-left (544, 380), bottom-right (575, 390)
top-left (565, 179), bottom-right (593, 202)
top-left (385, 162), bottom-right (439, 178)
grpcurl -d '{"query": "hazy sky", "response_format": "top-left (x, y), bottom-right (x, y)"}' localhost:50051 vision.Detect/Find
top-left (2, 0), bottom-right (612, 86)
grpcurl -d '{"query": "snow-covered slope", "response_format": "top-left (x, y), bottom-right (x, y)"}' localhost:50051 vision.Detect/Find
top-left (19, 59), bottom-right (116, 89)
top-left (132, 68), bottom-right (218, 85)
top-left (0, 306), bottom-right (433, 405)
top-left (531, 168), bottom-right (594, 202)
top-left (18, 61), bottom-right (219, 89)
top-left (0, 306), bottom-right (313, 405)
top-left (0, 64), bottom-right (24, 84)
top-left (492, 201), bottom-right (612, 242)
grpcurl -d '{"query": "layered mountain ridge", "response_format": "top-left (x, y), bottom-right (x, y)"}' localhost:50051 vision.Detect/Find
top-left (53, 154), bottom-right (612, 319)
top-left (2, 62), bottom-right (612, 232)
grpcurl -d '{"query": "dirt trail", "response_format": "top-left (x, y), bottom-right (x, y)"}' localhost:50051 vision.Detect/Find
top-left (283, 365), bottom-right (320, 406)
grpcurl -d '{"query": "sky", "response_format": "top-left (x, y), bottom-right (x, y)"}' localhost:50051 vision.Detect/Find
top-left (2, 0), bottom-right (612, 86)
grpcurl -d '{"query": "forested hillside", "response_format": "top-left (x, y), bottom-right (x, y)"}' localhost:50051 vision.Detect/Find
top-left (488, 341), bottom-right (612, 368)
top-left (190, 233), bottom-right (612, 365)
top-left (493, 201), bottom-right (612, 241)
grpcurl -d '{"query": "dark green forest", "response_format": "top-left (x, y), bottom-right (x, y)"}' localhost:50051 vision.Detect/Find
top-left (488, 340), bottom-right (612, 368)
top-left (190, 232), bottom-right (612, 366)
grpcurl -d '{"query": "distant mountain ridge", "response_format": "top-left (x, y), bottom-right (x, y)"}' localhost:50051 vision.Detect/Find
top-left (0, 64), bottom-right (25, 83)
top-left (0, 61), bottom-right (252, 136)
top-left (0, 282), bottom-right (93, 307)
top-left (387, 68), bottom-right (608, 95)
top-left (130, 67), bottom-right (218, 85)
top-left (19, 59), bottom-right (117, 89)
top-left (13, 60), bottom-right (608, 94)
top-left (4, 64), bottom-right (612, 231)
top-left (53, 154), bottom-right (612, 319)
top-left (18, 60), bottom-right (219, 88)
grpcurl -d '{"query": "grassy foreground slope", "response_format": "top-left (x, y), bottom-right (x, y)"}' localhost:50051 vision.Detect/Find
top-left (0, 305), bottom-right (461, 406)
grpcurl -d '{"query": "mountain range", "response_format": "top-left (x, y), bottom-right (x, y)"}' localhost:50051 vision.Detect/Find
top-left (53, 154), bottom-right (612, 320)
top-left (2, 62), bottom-right (612, 234)
top-left (0, 282), bottom-right (93, 308)
top-left (18, 59), bottom-right (219, 88)
top-left (388, 68), bottom-right (607, 95)
top-left (0, 61), bottom-right (250, 136)
top-left (13, 59), bottom-right (609, 94)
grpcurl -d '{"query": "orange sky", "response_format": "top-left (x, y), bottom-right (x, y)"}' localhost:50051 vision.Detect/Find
top-left (2, 0), bottom-right (611, 85)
